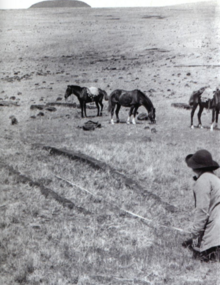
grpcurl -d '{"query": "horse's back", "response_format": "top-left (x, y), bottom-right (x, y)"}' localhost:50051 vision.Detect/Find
top-left (87, 87), bottom-right (99, 96)
top-left (109, 89), bottom-right (141, 107)
top-left (110, 89), bottom-right (138, 98)
top-left (109, 89), bottom-right (123, 101)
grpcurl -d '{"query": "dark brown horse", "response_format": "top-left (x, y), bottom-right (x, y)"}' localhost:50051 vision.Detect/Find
top-left (108, 89), bottom-right (156, 124)
top-left (189, 87), bottom-right (220, 130)
top-left (210, 88), bottom-right (220, 131)
top-left (189, 86), bottom-right (208, 128)
top-left (64, 85), bottom-right (108, 118)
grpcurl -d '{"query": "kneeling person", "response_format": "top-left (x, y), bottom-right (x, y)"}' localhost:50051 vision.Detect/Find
top-left (183, 149), bottom-right (220, 262)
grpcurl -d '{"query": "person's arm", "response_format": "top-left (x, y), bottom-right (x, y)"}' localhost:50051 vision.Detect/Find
top-left (182, 175), bottom-right (210, 247)
top-left (189, 176), bottom-right (210, 238)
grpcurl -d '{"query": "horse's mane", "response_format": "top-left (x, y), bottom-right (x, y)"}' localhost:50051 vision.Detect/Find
top-left (137, 90), bottom-right (154, 110)
top-left (69, 85), bottom-right (84, 91)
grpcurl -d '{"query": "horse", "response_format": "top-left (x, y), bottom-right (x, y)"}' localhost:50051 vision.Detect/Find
top-left (64, 85), bottom-right (108, 118)
top-left (108, 89), bottom-right (156, 125)
top-left (189, 86), bottom-right (220, 130)
top-left (210, 88), bottom-right (220, 131)
top-left (189, 86), bottom-right (208, 129)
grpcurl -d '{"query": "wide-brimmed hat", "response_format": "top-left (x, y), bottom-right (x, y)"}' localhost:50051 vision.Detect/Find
top-left (185, 149), bottom-right (219, 170)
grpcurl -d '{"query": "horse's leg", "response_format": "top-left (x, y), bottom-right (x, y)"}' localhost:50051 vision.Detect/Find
top-left (216, 108), bottom-right (219, 128)
top-left (95, 101), bottom-right (100, 116)
top-left (127, 106), bottom-right (134, 124)
top-left (190, 104), bottom-right (198, 128)
top-left (99, 101), bottom-right (103, 116)
top-left (110, 103), bottom-right (116, 124)
top-left (131, 106), bottom-right (138, 124)
top-left (115, 104), bottom-right (121, 123)
top-left (210, 109), bottom-right (215, 131)
top-left (211, 108), bottom-right (219, 130)
top-left (84, 102), bottom-right (87, 118)
top-left (80, 100), bottom-right (84, 118)
top-left (197, 105), bottom-right (204, 128)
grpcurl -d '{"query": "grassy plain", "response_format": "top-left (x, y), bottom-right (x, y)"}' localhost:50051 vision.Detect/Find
top-left (0, 2), bottom-right (220, 284)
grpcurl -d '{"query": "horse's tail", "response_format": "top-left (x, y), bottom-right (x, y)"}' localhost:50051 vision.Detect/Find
top-left (103, 90), bottom-right (109, 101)
top-left (189, 91), bottom-right (201, 106)
top-left (108, 91), bottom-right (115, 112)
top-left (108, 96), bottom-right (112, 112)
top-left (188, 94), bottom-right (195, 106)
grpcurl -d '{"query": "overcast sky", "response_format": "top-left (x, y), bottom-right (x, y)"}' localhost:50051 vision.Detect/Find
top-left (0, 0), bottom-right (216, 9)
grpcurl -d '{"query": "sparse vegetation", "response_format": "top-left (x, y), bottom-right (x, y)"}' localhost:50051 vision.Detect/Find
top-left (1, 3), bottom-right (220, 285)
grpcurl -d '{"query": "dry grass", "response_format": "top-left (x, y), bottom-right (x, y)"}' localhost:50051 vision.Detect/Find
top-left (1, 3), bottom-right (220, 285)
top-left (1, 136), bottom-right (220, 284)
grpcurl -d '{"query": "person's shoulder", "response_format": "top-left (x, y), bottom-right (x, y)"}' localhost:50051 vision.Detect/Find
top-left (201, 172), bottom-right (212, 178)
top-left (199, 172), bottom-right (219, 183)
top-left (195, 172), bottom-right (210, 185)
top-left (194, 173), bottom-right (212, 192)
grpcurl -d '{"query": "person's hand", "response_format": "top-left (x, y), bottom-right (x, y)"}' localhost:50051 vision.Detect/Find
top-left (182, 238), bottom-right (193, 248)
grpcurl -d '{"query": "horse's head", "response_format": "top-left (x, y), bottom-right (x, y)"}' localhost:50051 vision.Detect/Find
top-left (149, 107), bottom-right (156, 123)
top-left (213, 88), bottom-right (220, 95)
top-left (64, 85), bottom-right (72, 100)
top-left (103, 90), bottom-right (109, 101)
top-left (198, 86), bottom-right (208, 95)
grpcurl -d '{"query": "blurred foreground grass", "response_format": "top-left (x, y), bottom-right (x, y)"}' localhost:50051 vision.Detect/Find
top-left (1, 137), bottom-right (220, 284)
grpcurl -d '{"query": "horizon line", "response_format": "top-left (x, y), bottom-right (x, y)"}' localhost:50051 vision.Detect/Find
top-left (0, 0), bottom-right (218, 10)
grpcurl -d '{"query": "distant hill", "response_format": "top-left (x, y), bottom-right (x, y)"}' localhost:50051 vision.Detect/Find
top-left (167, 0), bottom-right (217, 9)
top-left (29, 0), bottom-right (91, 8)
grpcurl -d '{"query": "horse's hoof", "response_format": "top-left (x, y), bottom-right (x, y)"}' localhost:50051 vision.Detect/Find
top-left (191, 125), bottom-right (194, 129)
top-left (198, 125), bottom-right (203, 129)
top-left (110, 119), bottom-right (114, 125)
top-left (127, 122), bottom-right (130, 125)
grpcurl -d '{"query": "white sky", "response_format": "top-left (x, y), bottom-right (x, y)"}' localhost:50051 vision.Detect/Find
top-left (0, 0), bottom-right (216, 9)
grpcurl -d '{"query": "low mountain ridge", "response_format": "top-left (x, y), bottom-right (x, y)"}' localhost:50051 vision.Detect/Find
top-left (30, 0), bottom-right (90, 8)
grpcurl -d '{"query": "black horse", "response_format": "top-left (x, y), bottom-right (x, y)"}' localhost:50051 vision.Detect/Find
top-left (189, 86), bottom-right (220, 130)
top-left (210, 88), bottom-right (220, 131)
top-left (189, 86), bottom-right (209, 128)
top-left (64, 85), bottom-right (108, 118)
top-left (108, 89), bottom-right (156, 124)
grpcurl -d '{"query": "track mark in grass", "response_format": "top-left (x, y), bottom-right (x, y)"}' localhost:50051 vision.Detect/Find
top-left (43, 146), bottom-right (178, 213)
top-left (0, 161), bottom-right (91, 216)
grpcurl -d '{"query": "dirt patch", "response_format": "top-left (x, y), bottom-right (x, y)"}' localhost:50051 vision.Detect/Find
top-left (175, 65), bottom-right (220, 68)
top-left (46, 102), bottom-right (77, 107)
top-left (142, 15), bottom-right (165, 19)
top-left (0, 101), bottom-right (20, 107)
top-left (30, 103), bottom-right (97, 110)
top-left (2, 74), bottom-right (32, 82)
top-left (145, 48), bottom-right (169, 53)
top-left (171, 103), bottom-right (191, 110)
